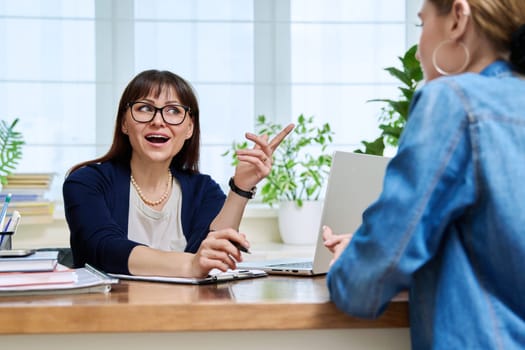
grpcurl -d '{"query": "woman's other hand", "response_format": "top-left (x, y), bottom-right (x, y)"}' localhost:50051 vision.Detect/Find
top-left (322, 225), bottom-right (352, 266)
top-left (232, 123), bottom-right (294, 191)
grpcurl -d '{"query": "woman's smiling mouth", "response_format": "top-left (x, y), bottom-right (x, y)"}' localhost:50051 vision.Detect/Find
top-left (145, 134), bottom-right (170, 144)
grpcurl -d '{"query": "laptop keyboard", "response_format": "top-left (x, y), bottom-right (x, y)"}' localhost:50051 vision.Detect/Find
top-left (268, 261), bottom-right (312, 269)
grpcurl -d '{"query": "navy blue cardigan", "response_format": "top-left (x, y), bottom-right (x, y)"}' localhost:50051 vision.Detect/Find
top-left (63, 161), bottom-right (226, 274)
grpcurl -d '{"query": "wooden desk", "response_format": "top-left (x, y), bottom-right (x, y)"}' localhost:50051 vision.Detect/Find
top-left (0, 275), bottom-right (410, 349)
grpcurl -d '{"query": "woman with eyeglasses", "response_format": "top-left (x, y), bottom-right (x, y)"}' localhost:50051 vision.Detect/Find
top-left (323, 0), bottom-right (525, 348)
top-left (63, 70), bottom-right (293, 278)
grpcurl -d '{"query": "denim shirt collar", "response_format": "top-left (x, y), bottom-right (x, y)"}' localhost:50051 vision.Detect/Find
top-left (480, 60), bottom-right (514, 78)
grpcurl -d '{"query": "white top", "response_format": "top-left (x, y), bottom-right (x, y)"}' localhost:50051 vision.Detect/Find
top-left (128, 178), bottom-right (187, 251)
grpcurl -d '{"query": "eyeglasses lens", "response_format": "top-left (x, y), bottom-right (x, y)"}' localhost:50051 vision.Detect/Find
top-left (131, 102), bottom-right (187, 125)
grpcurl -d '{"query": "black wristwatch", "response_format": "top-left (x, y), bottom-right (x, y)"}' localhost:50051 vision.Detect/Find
top-left (229, 177), bottom-right (256, 199)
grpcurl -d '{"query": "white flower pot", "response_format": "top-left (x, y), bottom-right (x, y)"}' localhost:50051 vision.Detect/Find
top-left (278, 200), bottom-right (323, 245)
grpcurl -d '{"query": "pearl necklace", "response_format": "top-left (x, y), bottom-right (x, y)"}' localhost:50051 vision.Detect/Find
top-left (130, 171), bottom-right (173, 206)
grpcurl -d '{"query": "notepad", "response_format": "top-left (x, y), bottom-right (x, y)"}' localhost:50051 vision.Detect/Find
top-left (109, 268), bottom-right (267, 285)
top-left (0, 250), bottom-right (58, 273)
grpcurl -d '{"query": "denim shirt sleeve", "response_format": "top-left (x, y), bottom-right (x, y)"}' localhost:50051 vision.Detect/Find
top-left (327, 79), bottom-right (478, 318)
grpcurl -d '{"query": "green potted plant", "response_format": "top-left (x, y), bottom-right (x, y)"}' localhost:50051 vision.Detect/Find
top-left (225, 114), bottom-right (334, 244)
top-left (355, 44), bottom-right (423, 155)
top-left (0, 118), bottom-right (24, 186)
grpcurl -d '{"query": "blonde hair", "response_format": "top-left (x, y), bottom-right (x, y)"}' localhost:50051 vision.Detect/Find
top-left (429, 0), bottom-right (525, 57)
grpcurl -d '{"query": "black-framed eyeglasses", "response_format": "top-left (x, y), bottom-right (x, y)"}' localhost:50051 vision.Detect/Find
top-left (128, 101), bottom-right (191, 126)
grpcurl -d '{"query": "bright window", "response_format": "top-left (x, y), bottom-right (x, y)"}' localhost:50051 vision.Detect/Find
top-left (0, 0), bottom-right (417, 206)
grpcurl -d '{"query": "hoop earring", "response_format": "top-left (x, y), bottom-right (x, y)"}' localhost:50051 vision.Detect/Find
top-left (432, 39), bottom-right (470, 76)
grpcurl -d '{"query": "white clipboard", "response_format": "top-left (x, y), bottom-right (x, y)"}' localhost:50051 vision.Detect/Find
top-left (109, 268), bottom-right (267, 285)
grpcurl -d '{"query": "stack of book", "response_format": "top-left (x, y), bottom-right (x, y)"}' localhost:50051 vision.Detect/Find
top-left (0, 251), bottom-right (118, 296)
top-left (0, 250), bottom-right (58, 272)
top-left (0, 173), bottom-right (55, 224)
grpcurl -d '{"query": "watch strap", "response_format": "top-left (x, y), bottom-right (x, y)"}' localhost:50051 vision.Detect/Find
top-left (228, 177), bottom-right (256, 199)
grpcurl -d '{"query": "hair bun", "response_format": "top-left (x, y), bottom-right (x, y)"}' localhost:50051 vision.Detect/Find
top-left (510, 24), bottom-right (525, 73)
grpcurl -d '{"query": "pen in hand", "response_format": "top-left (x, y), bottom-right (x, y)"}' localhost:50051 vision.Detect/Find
top-left (209, 229), bottom-right (252, 254)
top-left (229, 239), bottom-right (251, 254)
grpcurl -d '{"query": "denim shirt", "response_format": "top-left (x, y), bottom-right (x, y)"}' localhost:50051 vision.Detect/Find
top-left (327, 60), bottom-right (525, 349)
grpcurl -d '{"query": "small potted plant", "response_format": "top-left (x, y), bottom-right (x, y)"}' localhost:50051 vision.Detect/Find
top-left (225, 114), bottom-right (334, 244)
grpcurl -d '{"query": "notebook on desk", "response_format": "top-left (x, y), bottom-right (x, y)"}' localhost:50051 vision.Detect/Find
top-left (0, 250), bottom-right (57, 273)
top-left (238, 151), bottom-right (390, 276)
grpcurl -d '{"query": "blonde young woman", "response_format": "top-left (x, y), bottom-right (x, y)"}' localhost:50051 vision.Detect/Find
top-left (323, 0), bottom-right (525, 348)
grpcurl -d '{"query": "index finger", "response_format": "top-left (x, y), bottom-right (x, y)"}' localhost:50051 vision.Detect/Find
top-left (268, 123), bottom-right (294, 150)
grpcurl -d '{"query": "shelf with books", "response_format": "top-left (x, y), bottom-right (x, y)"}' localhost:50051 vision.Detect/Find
top-left (0, 173), bottom-right (56, 225)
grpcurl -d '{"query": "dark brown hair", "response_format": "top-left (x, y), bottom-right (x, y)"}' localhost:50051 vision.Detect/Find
top-left (69, 70), bottom-right (201, 174)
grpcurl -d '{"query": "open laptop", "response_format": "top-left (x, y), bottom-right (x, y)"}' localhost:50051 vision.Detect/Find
top-left (238, 151), bottom-right (390, 275)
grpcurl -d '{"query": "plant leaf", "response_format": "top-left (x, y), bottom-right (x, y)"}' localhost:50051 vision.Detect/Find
top-left (358, 44), bottom-right (423, 155)
top-left (0, 118), bottom-right (25, 185)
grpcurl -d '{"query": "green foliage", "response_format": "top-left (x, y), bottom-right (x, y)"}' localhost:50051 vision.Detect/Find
top-left (224, 114), bottom-right (334, 207)
top-left (355, 44), bottom-right (423, 155)
top-left (0, 118), bottom-right (25, 185)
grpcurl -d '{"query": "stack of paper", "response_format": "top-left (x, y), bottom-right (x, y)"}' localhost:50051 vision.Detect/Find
top-left (0, 265), bottom-right (119, 296)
